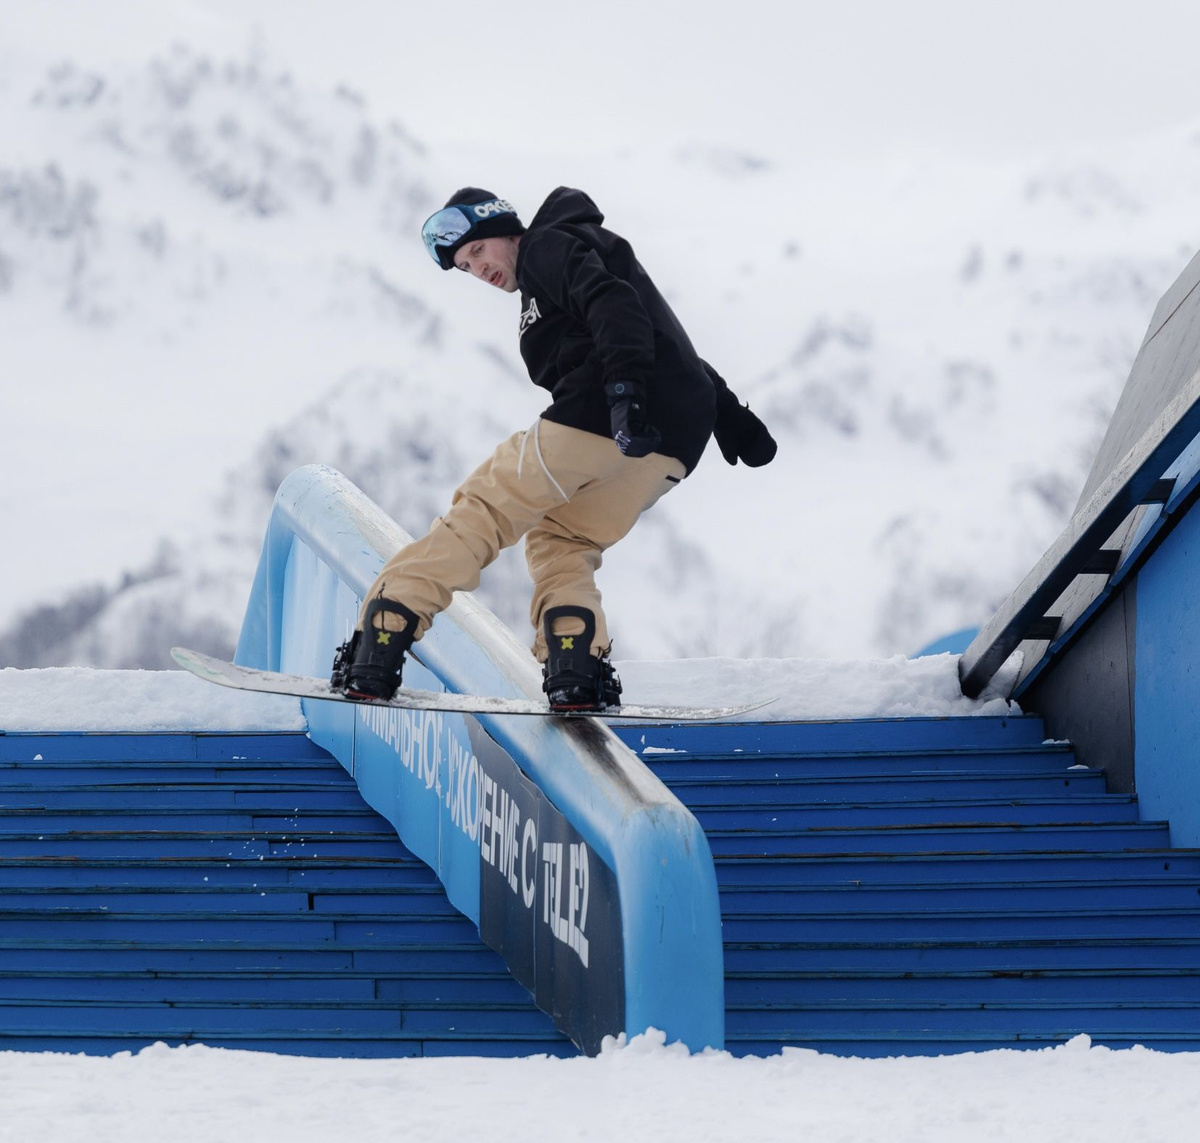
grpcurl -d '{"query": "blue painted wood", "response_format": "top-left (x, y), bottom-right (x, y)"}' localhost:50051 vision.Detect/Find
top-left (713, 850), bottom-right (1200, 883)
top-left (722, 1032), bottom-right (1200, 1057)
top-left (0, 835), bottom-right (409, 858)
top-left (6, 714), bottom-right (1200, 1058)
top-left (614, 716), bottom-right (1048, 756)
top-left (719, 879), bottom-right (1200, 911)
top-left (634, 748), bottom-right (1080, 779)
top-left (0, 765), bottom-right (353, 787)
top-left (0, 972), bottom-right (531, 1003)
top-left (0, 945), bottom-right (506, 973)
top-left (0, 890), bottom-right (462, 915)
top-left (0, 913), bottom-right (483, 942)
top-left (0, 731), bottom-right (573, 1058)
top-left (718, 909), bottom-right (1200, 941)
top-left (0, 1034), bottom-right (577, 1059)
top-left (723, 1002), bottom-right (1200, 1034)
top-left (647, 771), bottom-right (1105, 798)
top-left (639, 713), bottom-right (1200, 1055)
top-left (725, 970), bottom-right (1200, 1002)
top-left (0, 733), bottom-right (331, 763)
top-left (688, 795), bottom-right (1136, 826)
top-left (0, 814), bottom-right (384, 834)
top-left (1130, 496), bottom-right (1200, 848)
top-left (0, 864), bottom-right (435, 889)
top-left (0, 1005), bottom-right (561, 1037)
top-left (703, 822), bottom-right (1171, 856)
top-left (722, 939), bottom-right (1200, 972)
top-left (0, 788), bottom-right (377, 809)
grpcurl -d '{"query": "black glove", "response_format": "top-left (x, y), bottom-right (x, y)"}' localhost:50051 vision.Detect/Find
top-left (605, 379), bottom-right (662, 458)
top-left (713, 401), bottom-right (777, 467)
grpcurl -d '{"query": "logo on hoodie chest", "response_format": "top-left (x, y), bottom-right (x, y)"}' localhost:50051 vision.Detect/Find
top-left (519, 296), bottom-right (542, 338)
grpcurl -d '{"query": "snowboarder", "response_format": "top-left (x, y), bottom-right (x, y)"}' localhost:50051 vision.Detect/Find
top-left (332, 186), bottom-right (776, 710)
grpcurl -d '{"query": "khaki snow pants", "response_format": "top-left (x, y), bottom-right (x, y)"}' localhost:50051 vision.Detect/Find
top-left (359, 419), bottom-right (686, 659)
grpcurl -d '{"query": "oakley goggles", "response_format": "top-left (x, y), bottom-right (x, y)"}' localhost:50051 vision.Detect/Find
top-left (421, 198), bottom-right (519, 267)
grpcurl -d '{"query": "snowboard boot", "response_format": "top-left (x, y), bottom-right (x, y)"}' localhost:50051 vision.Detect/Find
top-left (541, 605), bottom-right (622, 712)
top-left (330, 598), bottom-right (420, 701)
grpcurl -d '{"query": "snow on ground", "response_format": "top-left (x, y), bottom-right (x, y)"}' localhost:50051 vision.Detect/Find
top-left (0, 654), bottom-right (1017, 733)
top-left (1, 1031), bottom-right (1197, 1143)
top-left (0, 667), bottom-right (303, 733)
top-left (616, 651), bottom-right (1020, 721)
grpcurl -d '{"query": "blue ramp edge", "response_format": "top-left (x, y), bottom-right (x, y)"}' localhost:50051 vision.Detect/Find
top-left (232, 464), bottom-right (723, 1054)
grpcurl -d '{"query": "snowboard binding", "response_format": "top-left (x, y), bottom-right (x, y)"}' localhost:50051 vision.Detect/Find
top-left (541, 605), bottom-right (622, 712)
top-left (331, 597), bottom-right (420, 701)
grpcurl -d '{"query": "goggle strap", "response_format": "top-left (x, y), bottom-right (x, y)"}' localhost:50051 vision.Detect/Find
top-left (421, 200), bottom-right (519, 265)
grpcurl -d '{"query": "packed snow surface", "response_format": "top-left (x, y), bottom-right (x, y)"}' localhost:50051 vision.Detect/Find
top-left (616, 651), bottom-right (1019, 720)
top-left (1, 1031), bottom-right (1198, 1143)
top-left (0, 654), bottom-right (1015, 732)
top-left (0, 668), bottom-right (304, 732)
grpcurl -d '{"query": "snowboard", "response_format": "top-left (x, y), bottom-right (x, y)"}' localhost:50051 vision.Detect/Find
top-left (171, 647), bottom-right (770, 722)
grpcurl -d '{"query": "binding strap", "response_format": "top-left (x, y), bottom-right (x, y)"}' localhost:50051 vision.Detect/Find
top-left (543, 605), bottom-right (596, 653)
top-left (363, 596), bottom-right (420, 637)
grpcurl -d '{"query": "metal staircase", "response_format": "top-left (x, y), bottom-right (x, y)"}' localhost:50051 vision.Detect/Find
top-left (614, 714), bottom-right (1200, 1056)
top-left (0, 731), bottom-right (571, 1057)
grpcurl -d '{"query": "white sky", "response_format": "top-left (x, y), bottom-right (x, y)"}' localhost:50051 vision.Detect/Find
top-left (11, 0), bottom-right (1200, 161)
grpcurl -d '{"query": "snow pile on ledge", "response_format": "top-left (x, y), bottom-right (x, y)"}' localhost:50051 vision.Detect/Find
top-left (0, 653), bottom-right (1016, 733)
top-left (615, 652), bottom-right (1020, 721)
top-left (0, 1031), bottom-right (1196, 1143)
top-left (0, 668), bottom-right (305, 733)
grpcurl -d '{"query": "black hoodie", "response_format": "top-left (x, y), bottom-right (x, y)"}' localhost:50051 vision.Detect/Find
top-left (515, 187), bottom-right (733, 475)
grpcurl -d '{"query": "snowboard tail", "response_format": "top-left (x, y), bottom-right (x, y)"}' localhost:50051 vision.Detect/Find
top-left (171, 647), bottom-right (770, 722)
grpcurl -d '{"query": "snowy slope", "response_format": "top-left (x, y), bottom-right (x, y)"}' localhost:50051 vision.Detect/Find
top-left (3, 33), bottom-right (1199, 667)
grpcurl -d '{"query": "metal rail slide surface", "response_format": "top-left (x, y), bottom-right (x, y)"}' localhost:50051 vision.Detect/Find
top-left (958, 365), bottom-right (1200, 698)
top-left (960, 248), bottom-right (1200, 700)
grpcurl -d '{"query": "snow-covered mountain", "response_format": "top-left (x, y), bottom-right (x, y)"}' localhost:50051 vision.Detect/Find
top-left (3, 38), bottom-right (1199, 668)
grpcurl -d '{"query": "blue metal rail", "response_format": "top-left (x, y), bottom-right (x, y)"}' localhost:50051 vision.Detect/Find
top-left (959, 248), bottom-right (1200, 701)
top-left (232, 464), bottom-right (723, 1053)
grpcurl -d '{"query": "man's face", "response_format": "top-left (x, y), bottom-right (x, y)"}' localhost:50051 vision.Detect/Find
top-left (454, 236), bottom-right (520, 292)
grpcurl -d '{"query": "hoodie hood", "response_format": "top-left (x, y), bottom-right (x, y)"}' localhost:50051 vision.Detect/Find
top-left (527, 186), bottom-right (605, 230)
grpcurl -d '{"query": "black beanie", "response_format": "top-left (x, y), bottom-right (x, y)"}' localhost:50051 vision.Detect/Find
top-left (433, 187), bottom-right (525, 270)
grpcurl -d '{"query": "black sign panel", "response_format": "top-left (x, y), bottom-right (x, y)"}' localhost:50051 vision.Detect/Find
top-left (471, 722), bottom-right (624, 1055)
